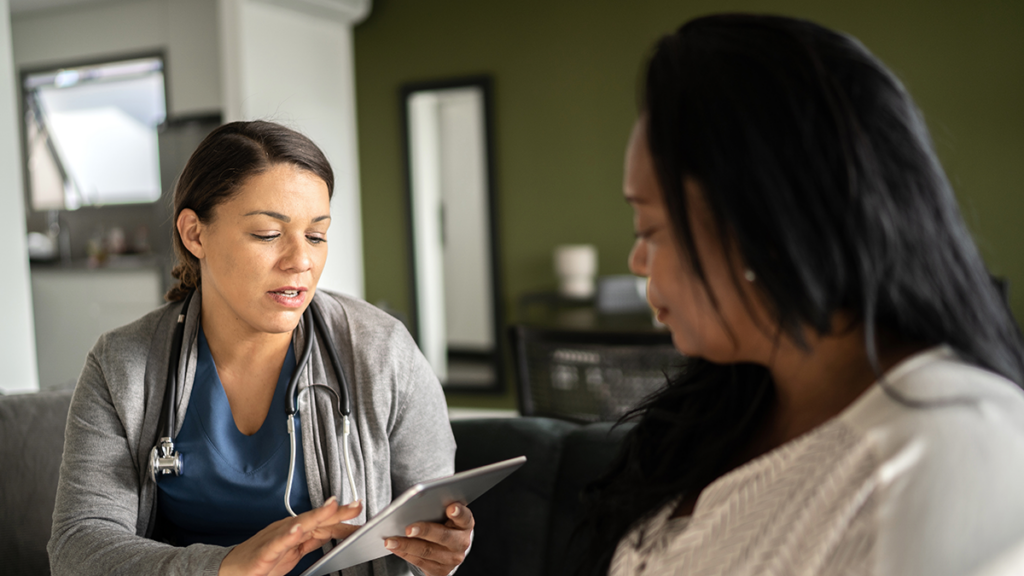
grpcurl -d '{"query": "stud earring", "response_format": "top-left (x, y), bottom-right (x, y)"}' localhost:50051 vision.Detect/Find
top-left (743, 269), bottom-right (756, 282)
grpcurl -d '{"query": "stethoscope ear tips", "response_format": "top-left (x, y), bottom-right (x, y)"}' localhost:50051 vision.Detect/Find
top-left (150, 437), bottom-right (183, 483)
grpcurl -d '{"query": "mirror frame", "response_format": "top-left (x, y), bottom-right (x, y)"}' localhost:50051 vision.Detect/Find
top-left (400, 75), bottom-right (505, 394)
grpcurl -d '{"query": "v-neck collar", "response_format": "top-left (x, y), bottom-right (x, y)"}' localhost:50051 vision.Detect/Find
top-left (188, 325), bottom-right (296, 473)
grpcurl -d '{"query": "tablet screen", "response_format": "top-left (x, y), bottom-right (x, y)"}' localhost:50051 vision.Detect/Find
top-left (300, 455), bottom-right (527, 576)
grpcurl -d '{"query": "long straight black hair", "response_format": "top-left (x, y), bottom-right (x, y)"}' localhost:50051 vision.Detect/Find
top-left (576, 14), bottom-right (1024, 575)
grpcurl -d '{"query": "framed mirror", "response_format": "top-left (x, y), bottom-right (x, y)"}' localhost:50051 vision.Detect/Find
top-left (401, 76), bottom-right (503, 392)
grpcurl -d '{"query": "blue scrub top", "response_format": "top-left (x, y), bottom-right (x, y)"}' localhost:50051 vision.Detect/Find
top-left (156, 327), bottom-right (323, 574)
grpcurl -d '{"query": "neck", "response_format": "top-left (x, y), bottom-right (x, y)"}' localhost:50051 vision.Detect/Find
top-left (199, 296), bottom-right (293, 371)
top-left (756, 322), bottom-right (921, 451)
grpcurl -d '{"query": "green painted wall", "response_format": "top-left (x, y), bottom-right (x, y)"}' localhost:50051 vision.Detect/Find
top-left (354, 0), bottom-right (1024, 409)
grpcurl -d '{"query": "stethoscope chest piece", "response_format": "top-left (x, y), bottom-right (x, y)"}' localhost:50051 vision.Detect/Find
top-left (149, 436), bottom-right (183, 483)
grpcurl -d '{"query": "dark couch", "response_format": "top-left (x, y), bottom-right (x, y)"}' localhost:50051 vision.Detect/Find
top-left (451, 418), bottom-right (630, 576)
top-left (0, 390), bottom-right (628, 576)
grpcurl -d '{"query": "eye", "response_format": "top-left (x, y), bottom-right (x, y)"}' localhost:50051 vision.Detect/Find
top-left (251, 233), bottom-right (280, 242)
top-left (306, 234), bottom-right (327, 245)
top-left (634, 226), bottom-right (657, 241)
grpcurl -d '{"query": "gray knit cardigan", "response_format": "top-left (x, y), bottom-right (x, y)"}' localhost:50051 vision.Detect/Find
top-left (48, 290), bottom-right (456, 576)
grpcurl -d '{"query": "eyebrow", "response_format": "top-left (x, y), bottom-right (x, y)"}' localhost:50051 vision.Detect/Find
top-left (243, 210), bottom-right (331, 223)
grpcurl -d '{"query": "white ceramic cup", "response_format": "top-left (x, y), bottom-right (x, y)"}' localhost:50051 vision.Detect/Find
top-left (554, 244), bottom-right (598, 298)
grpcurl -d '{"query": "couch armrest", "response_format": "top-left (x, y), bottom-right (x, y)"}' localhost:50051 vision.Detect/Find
top-left (546, 421), bottom-right (633, 575)
top-left (0, 389), bottom-right (74, 576)
top-left (451, 417), bottom-right (577, 576)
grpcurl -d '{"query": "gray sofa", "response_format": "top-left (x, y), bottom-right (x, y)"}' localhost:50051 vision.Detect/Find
top-left (0, 389), bottom-right (74, 576)
top-left (0, 389), bottom-right (628, 576)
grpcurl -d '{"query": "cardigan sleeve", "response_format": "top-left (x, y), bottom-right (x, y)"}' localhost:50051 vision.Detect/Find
top-left (382, 323), bottom-right (458, 576)
top-left (47, 336), bottom-right (229, 576)
top-left (385, 322), bottom-right (456, 496)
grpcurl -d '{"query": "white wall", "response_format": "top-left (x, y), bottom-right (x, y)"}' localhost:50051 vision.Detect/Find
top-left (220, 0), bottom-right (368, 299)
top-left (0, 0), bottom-right (40, 393)
top-left (11, 0), bottom-right (221, 117)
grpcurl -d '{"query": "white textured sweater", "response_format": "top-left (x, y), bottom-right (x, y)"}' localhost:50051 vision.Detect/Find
top-left (611, 347), bottom-right (1024, 576)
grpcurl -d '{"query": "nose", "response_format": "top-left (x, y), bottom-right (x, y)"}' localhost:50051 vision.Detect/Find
top-left (628, 237), bottom-right (648, 277)
top-left (281, 235), bottom-right (312, 273)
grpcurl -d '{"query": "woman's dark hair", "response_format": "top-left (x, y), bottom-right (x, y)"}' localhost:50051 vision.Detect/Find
top-left (576, 13), bottom-right (1024, 575)
top-left (166, 120), bottom-right (334, 301)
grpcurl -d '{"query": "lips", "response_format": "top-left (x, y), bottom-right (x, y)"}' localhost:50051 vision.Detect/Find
top-left (648, 294), bottom-right (667, 321)
top-left (268, 287), bottom-right (307, 308)
top-left (646, 293), bottom-right (664, 317)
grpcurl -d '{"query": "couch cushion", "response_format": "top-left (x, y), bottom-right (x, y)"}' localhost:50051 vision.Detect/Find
top-left (451, 417), bottom-right (578, 576)
top-left (0, 389), bottom-right (73, 576)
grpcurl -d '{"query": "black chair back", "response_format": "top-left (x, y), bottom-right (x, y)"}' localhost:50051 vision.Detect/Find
top-left (509, 325), bottom-right (686, 422)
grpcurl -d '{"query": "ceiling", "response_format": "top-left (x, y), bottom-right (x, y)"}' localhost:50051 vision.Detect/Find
top-left (8, 0), bottom-right (110, 15)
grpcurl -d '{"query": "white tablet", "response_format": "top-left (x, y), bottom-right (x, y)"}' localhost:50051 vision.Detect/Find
top-left (300, 455), bottom-right (527, 576)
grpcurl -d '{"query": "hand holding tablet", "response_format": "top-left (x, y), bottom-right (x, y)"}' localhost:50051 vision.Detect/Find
top-left (383, 500), bottom-right (475, 576)
top-left (300, 456), bottom-right (527, 576)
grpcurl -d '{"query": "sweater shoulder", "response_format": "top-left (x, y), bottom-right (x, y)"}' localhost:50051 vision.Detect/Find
top-left (314, 290), bottom-right (412, 347)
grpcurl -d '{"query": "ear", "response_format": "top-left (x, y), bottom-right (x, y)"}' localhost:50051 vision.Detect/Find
top-left (177, 209), bottom-right (206, 260)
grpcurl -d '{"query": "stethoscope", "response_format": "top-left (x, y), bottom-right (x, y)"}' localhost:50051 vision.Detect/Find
top-left (149, 290), bottom-right (360, 516)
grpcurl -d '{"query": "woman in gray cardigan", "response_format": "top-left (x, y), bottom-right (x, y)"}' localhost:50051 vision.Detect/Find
top-left (48, 121), bottom-right (471, 576)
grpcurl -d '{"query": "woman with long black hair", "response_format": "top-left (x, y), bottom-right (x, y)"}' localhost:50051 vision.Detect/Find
top-left (581, 14), bottom-right (1024, 576)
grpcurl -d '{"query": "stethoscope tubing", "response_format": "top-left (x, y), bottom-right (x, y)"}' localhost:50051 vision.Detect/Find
top-left (158, 290), bottom-right (195, 443)
top-left (283, 302), bottom-right (358, 515)
top-left (285, 306), bottom-right (318, 417)
top-left (152, 292), bottom-right (359, 514)
top-left (311, 302), bottom-right (352, 417)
